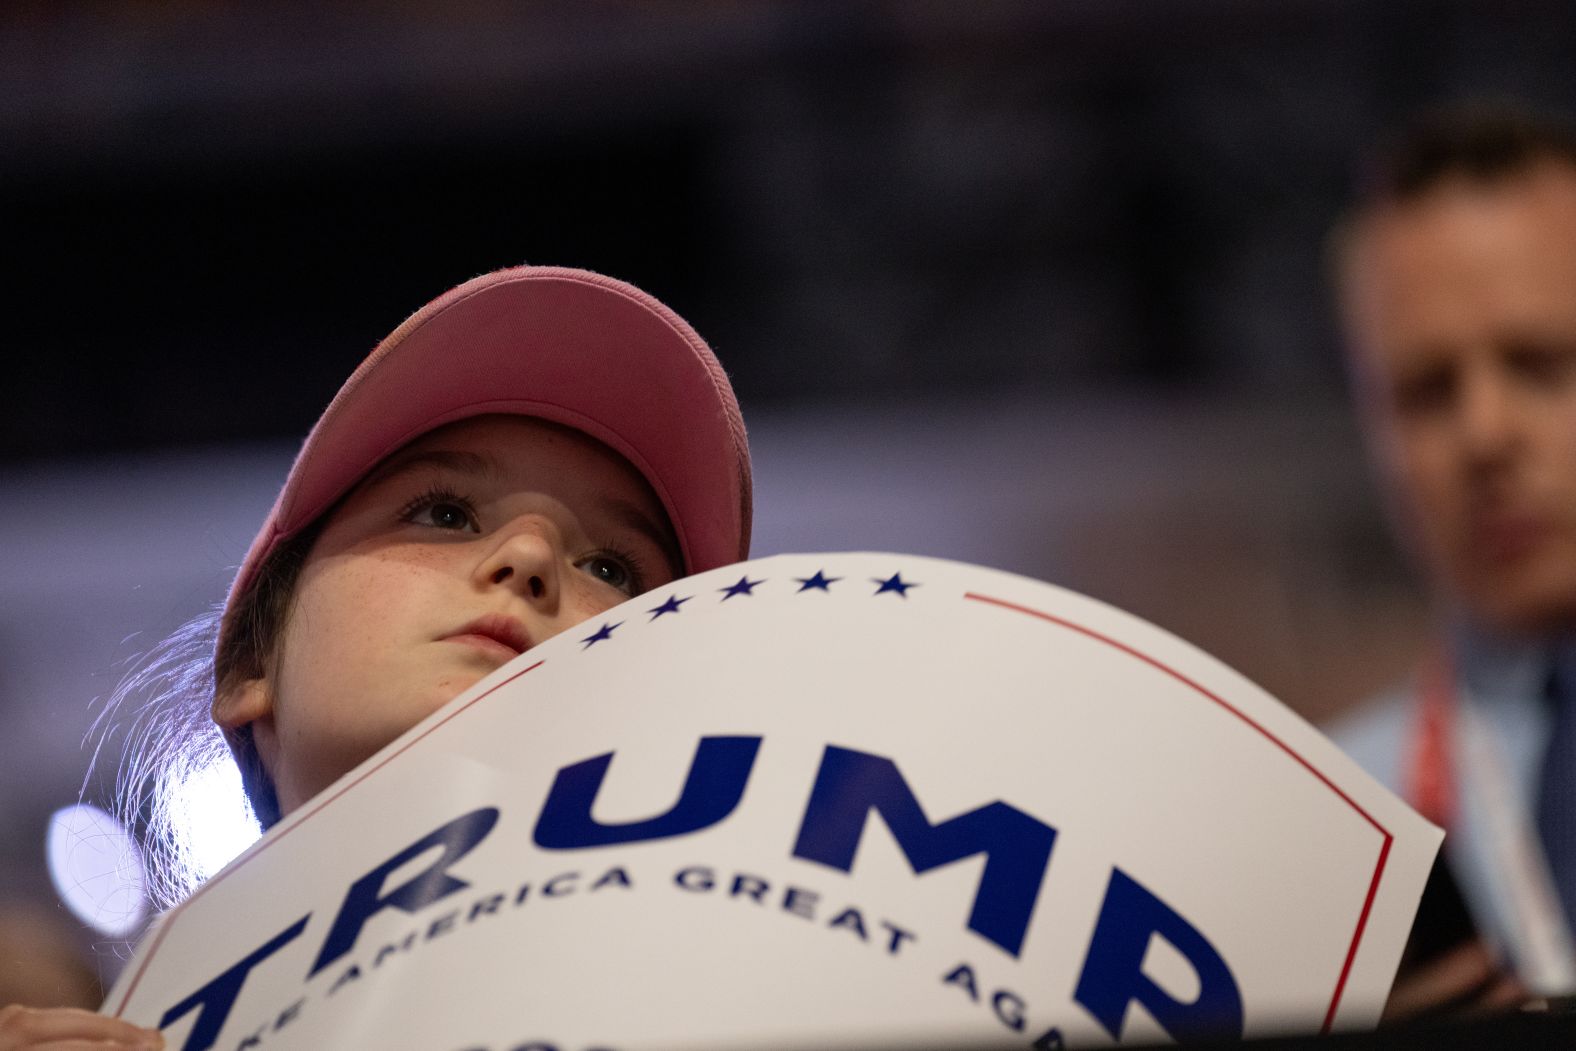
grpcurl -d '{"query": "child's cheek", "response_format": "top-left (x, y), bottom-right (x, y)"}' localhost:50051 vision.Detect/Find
top-left (330, 542), bottom-right (465, 613)
top-left (557, 570), bottom-right (633, 632)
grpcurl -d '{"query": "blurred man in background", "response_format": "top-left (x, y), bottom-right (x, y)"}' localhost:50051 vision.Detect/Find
top-left (1333, 104), bottom-right (1576, 1017)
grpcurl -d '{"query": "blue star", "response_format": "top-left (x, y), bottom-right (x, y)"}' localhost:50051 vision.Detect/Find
top-left (872, 572), bottom-right (919, 597)
top-left (795, 570), bottom-right (842, 592)
top-left (580, 621), bottom-right (622, 648)
top-left (719, 575), bottom-right (764, 600)
top-left (646, 594), bottom-right (691, 620)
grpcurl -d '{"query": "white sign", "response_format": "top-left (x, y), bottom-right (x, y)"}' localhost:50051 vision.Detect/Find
top-left (105, 553), bottom-right (1439, 1050)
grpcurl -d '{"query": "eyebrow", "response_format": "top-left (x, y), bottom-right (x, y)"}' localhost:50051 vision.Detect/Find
top-left (359, 448), bottom-right (501, 490)
top-left (605, 496), bottom-right (685, 581)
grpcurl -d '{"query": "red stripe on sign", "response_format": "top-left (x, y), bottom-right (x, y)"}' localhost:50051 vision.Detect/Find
top-left (111, 659), bottom-right (546, 1018)
top-left (962, 591), bottom-right (1394, 1035)
top-left (1327, 835), bottom-right (1393, 1032)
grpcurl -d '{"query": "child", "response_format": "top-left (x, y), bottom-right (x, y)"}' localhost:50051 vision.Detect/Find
top-left (1, 265), bottom-right (752, 1050)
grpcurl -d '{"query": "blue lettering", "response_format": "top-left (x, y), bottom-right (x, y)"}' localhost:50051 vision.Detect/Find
top-left (310, 807), bottom-right (499, 977)
top-left (372, 934), bottom-right (415, 969)
top-left (792, 745), bottom-right (1056, 956)
top-left (880, 920), bottom-right (916, 955)
top-left (782, 886), bottom-right (818, 919)
top-left (590, 867), bottom-right (633, 892)
top-left (674, 865), bottom-right (715, 891)
top-left (328, 964), bottom-right (362, 996)
top-left (730, 873), bottom-right (769, 903)
top-left (469, 894), bottom-right (504, 921)
top-left (942, 962), bottom-right (980, 1001)
top-left (158, 915), bottom-right (308, 1051)
top-left (426, 909), bottom-right (460, 940)
top-left (274, 999), bottom-right (305, 1031)
top-left (534, 736), bottom-right (761, 849)
top-left (543, 872), bottom-right (578, 897)
top-left (827, 907), bottom-right (868, 941)
top-left (992, 989), bottom-right (1026, 1032)
top-left (1073, 868), bottom-right (1243, 1041)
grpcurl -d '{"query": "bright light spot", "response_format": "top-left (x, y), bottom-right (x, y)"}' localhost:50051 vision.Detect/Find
top-left (46, 804), bottom-right (147, 938)
top-left (173, 758), bottom-right (260, 880)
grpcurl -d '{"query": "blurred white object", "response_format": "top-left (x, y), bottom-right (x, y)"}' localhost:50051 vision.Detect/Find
top-left (46, 804), bottom-right (147, 939)
top-left (173, 757), bottom-right (259, 882)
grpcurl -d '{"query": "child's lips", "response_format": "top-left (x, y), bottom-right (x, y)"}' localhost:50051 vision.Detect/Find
top-left (444, 614), bottom-right (532, 659)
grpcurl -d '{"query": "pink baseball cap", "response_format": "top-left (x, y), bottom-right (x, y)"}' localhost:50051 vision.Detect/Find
top-left (224, 265), bottom-right (752, 621)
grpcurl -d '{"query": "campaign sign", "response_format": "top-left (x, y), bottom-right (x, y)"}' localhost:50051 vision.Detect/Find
top-left (105, 553), bottom-right (1439, 1050)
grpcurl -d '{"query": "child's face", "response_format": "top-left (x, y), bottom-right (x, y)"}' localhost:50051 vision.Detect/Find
top-left (220, 415), bottom-right (680, 817)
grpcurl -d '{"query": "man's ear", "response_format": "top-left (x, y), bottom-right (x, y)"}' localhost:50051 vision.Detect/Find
top-left (213, 677), bottom-right (273, 731)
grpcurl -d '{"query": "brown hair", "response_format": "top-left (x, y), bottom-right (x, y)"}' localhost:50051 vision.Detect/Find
top-left (212, 524), bottom-right (325, 832)
top-left (93, 525), bottom-right (322, 910)
top-left (1353, 102), bottom-right (1576, 207)
top-left (1327, 102), bottom-right (1576, 294)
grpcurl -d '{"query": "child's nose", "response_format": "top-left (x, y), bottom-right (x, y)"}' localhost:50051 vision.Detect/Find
top-left (474, 517), bottom-right (563, 611)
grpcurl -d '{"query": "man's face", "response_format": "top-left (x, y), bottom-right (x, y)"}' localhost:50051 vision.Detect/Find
top-left (1341, 161), bottom-right (1576, 636)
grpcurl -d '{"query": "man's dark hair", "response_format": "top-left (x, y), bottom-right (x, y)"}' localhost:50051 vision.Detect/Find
top-left (1355, 102), bottom-right (1576, 206)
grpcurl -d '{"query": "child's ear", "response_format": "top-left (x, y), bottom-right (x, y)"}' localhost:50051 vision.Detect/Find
top-left (213, 677), bottom-right (273, 730)
top-left (213, 677), bottom-right (283, 827)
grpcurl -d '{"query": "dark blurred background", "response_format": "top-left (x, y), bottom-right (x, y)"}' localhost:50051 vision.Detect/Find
top-left (4, 0), bottom-right (1576, 1001)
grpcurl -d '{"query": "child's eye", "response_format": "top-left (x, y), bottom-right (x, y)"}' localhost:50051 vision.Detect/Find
top-left (398, 489), bottom-right (480, 533)
top-left (418, 502), bottom-right (476, 531)
top-left (577, 552), bottom-right (644, 596)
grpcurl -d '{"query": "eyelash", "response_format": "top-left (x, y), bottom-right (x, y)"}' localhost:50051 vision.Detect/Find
top-left (580, 546), bottom-right (650, 597)
top-left (396, 485), bottom-right (651, 596)
top-left (397, 485), bottom-right (480, 532)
